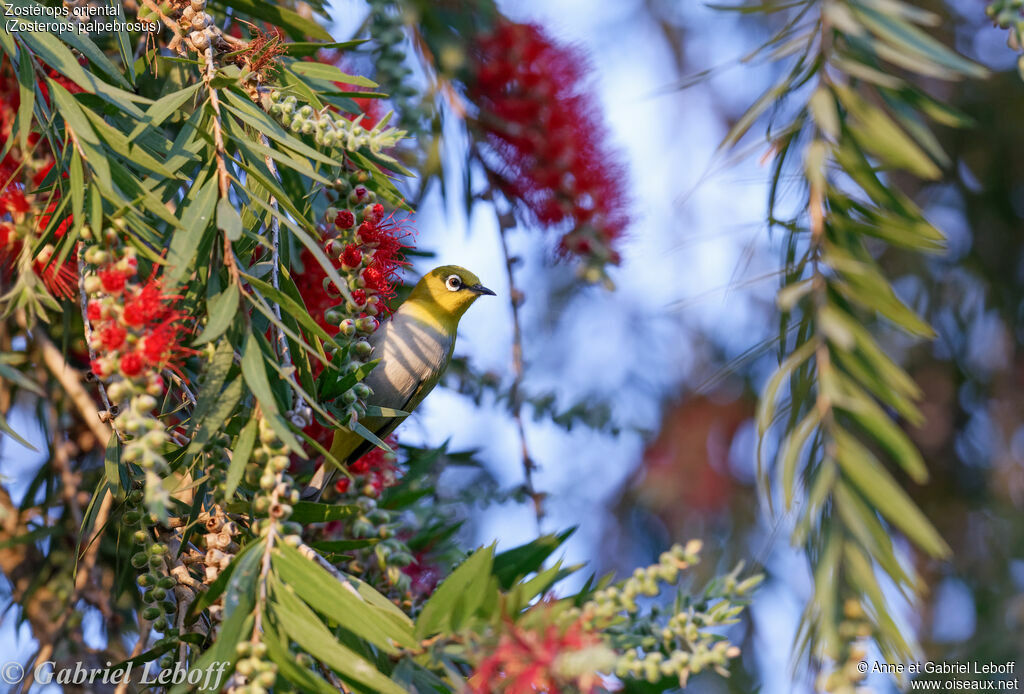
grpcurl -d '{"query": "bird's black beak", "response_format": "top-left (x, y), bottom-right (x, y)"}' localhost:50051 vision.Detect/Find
top-left (469, 284), bottom-right (496, 296)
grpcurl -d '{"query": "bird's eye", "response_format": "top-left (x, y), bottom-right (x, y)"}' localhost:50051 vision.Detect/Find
top-left (445, 275), bottom-right (462, 292)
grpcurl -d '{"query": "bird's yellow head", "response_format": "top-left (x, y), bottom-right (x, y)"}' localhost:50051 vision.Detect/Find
top-left (406, 265), bottom-right (496, 327)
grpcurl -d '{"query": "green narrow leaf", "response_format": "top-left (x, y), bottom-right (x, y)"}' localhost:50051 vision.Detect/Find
top-left (168, 172), bottom-right (218, 284)
top-left (833, 428), bottom-right (949, 557)
top-left (851, 5), bottom-right (987, 79)
top-left (720, 69), bottom-right (794, 149)
top-left (224, 415), bottom-right (258, 501)
top-left (194, 284), bottom-right (240, 345)
top-left (189, 377), bottom-right (242, 454)
top-left (289, 61), bottom-right (377, 88)
top-left (273, 540), bottom-right (417, 651)
top-left (217, 197), bottom-right (244, 241)
top-left (416, 545), bottom-right (496, 639)
top-left (217, 0), bottom-right (334, 40)
top-left (242, 273), bottom-right (336, 346)
top-left (835, 86), bottom-right (940, 179)
top-left (833, 376), bottom-right (928, 483)
top-left (493, 529), bottom-right (576, 589)
top-left (269, 576), bottom-right (406, 694)
top-left (47, 80), bottom-right (100, 145)
top-left (318, 358), bottom-right (380, 401)
top-left (262, 618), bottom-right (337, 694)
top-left (0, 410), bottom-right (36, 451)
top-left (103, 434), bottom-right (121, 499)
top-left (242, 330), bottom-right (280, 415)
top-left (19, 30), bottom-right (96, 93)
top-left (780, 408), bottom-right (822, 509)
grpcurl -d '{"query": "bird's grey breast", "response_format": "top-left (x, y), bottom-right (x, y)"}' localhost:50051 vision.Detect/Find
top-left (363, 310), bottom-right (453, 411)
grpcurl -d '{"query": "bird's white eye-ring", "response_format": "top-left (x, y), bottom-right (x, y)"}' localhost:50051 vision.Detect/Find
top-left (445, 275), bottom-right (463, 292)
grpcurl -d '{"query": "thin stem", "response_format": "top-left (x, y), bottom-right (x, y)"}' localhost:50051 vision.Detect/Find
top-left (492, 200), bottom-right (545, 529)
top-left (76, 248), bottom-right (120, 438)
top-left (260, 133), bottom-right (306, 422)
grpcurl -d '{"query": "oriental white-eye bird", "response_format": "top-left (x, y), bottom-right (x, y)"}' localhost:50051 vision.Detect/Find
top-left (302, 265), bottom-right (495, 500)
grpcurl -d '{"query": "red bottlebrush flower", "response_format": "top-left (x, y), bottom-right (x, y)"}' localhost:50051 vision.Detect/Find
top-left (123, 279), bottom-right (173, 326)
top-left (87, 301), bottom-right (102, 321)
top-left (120, 352), bottom-right (144, 377)
top-left (358, 210), bottom-right (413, 307)
top-left (0, 186), bottom-right (29, 215)
top-left (32, 254), bottom-right (77, 299)
top-left (293, 209), bottom-right (412, 334)
top-left (293, 247), bottom-right (341, 336)
top-left (402, 549), bottom-right (442, 598)
top-left (98, 323), bottom-right (127, 351)
top-left (361, 266), bottom-right (386, 293)
top-left (90, 359), bottom-right (108, 379)
top-left (99, 267), bottom-right (128, 294)
top-left (139, 319), bottom-right (192, 373)
top-left (334, 477), bottom-right (351, 494)
top-left (469, 615), bottom-right (605, 694)
top-left (468, 20), bottom-right (629, 268)
top-left (341, 244), bottom-right (362, 268)
top-left (335, 210), bottom-right (355, 229)
top-left (350, 289), bottom-right (366, 306)
top-left (347, 436), bottom-right (399, 493)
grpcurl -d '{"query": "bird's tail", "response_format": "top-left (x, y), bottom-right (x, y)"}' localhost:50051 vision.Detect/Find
top-left (300, 465), bottom-right (336, 502)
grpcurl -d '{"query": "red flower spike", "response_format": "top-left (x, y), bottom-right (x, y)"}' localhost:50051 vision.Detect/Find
top-left (120, 352), bottom-right (144, 377)
top-left (469, 613), bottom-right (603, 694)
top-left (33, 255), bottom-right (78, 299)
top-left (335, 210), bottom-right (355, 229)
top-left (90, 359), bottom-right (107, 379)
top-left (123, 278), bottom-right (173, 326)
top-left (99, 324), bottom-right (127, 351)
top-left (98, 267), bottom-right (127, 294)
top-left (342, 244), bottom-right (362, 268)
top-left (468, 20), bottom-right (629, 266)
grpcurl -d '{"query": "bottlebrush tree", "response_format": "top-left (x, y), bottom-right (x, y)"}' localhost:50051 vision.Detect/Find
top-left (0, 1), bottom-right (758, 693)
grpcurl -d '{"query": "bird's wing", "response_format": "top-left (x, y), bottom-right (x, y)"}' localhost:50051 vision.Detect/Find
top-left (301, 308), bottom-right (454, 501)
top-left (300, 379), bottom-right (429, 501)
top-left (340, 377), bottom-right (431, 464)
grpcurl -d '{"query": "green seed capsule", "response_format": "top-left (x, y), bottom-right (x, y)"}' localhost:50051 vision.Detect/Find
top-left (131, 552), bottom-right (149, 569)
top-left (142, 606), bottom-right (161, 621)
